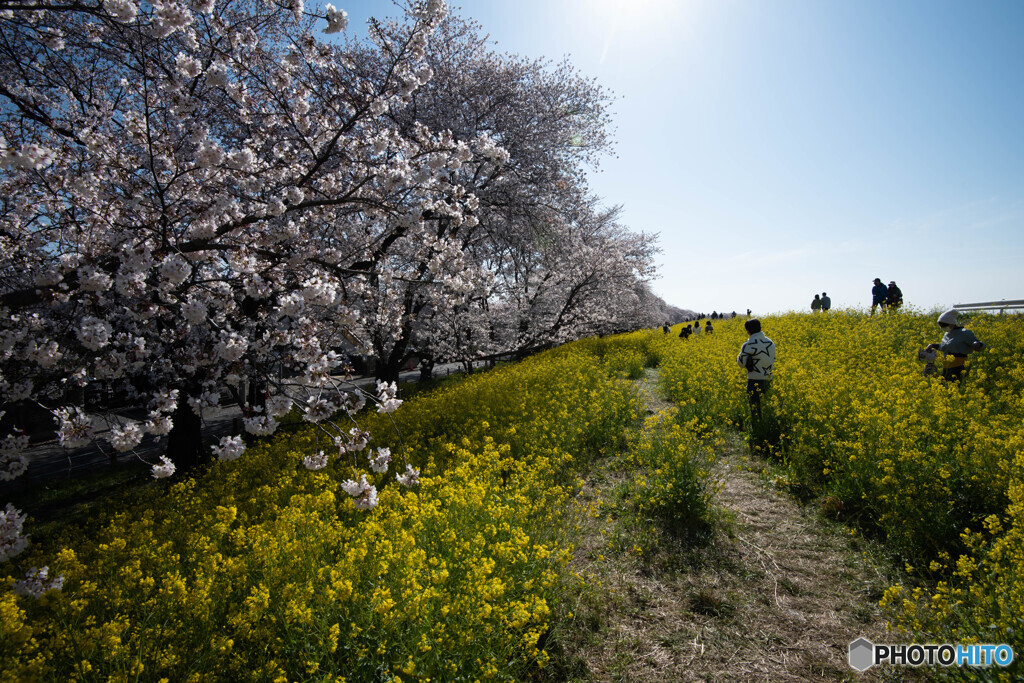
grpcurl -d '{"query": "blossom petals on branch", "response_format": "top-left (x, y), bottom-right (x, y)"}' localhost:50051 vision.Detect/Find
top-left (55, 407), bottom-right (94, 448)
top-left (243, 415), bottom-right (278, 436)
top-left (303, 397), bottom-right (335, 423)
top-left (109, 421), bottom-right (144, 452)
top-left (396, 464), bottom-right (420, 488)
top-left (151, 455), bottom-right (176, 478)
top-left (368, 446), bottom-right (390, 473)
top-left (303, 450), bottom-right (328, 470)
top-left (187, 390), bottom-right (220, 417)
top-left (77, 317), bottom-right (113, 351)
top-left (211, 435), bottom-right (245, 461)
top-left (375, 381), bottom-right (402, 414)
top-left (323, 4), bottom-right (348, 34)
top-left (0, 432), bottom-right (29, 481)
top-left (13, 566), bottom-right (65, 598)
top-left (103, 0), bottom-right (138, 22)
top-left (340, 474), bottom-right (378, 510)
top-left (0, 504), bottom-right (29, 562)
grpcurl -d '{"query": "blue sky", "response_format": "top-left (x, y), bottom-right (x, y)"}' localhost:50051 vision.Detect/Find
top-left (338, 0), bottom-right (1024, 315)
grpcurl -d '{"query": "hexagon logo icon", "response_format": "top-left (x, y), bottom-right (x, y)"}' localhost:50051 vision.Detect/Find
top-left (849, 637), bottom-right (875, 672)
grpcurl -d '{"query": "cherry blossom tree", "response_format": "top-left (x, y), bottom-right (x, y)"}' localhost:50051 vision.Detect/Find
top-left (0, 1), bottom-right (502, 589)
top-left (0, 0), bottom-right (664, 588)
top-left (0, 0), bottom-right (474, 484)
top-left (349, 14), bottom-right (659, 379)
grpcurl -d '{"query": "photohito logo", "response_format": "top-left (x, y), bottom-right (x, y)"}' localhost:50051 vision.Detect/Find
top-left (849, 638), bottom-right (1014, 671)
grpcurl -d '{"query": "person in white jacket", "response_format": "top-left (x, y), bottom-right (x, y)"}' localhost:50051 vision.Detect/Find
top-left (737, 318), bottom-right (776, 419)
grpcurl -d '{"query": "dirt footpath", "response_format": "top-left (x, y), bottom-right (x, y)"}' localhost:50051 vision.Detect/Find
top-left (559, 370), bottom-right (906, 682)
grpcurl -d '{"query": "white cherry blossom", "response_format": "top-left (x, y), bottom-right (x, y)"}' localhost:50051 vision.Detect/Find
top-left (0, 504), bottom-right (29, 562)
top-left (210, 435), bottom-right (245, 462)
top-left (13, 566), bottom-right (65, 597)
top-left (151, 455), bottom-right (176, 478)
top-left (323, 5), bottom-right (347, 34)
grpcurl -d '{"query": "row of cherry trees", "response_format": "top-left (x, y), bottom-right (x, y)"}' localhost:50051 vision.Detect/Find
top-left (0, 0), bottom-right (661, 581)
top-left (359, 15), bottom-right (660, 382)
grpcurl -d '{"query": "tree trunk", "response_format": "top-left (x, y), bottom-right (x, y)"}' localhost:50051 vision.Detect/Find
top-left (373, 328), bottom-right (411, 384)
top-left (375, 356), bottom-right (402, 384)
top-left (246, 375), bottom-right (267, 411)
top-left (166, 399), bottom-right (205, 472)
top-left (418, 358), bottom-right (434, 383)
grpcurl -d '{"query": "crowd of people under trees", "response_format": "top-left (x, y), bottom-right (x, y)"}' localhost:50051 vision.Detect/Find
top-left (660, 310), bottom-right (736, 338)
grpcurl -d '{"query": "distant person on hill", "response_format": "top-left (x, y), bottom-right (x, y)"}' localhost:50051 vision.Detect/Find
top-left (811, 294), bottom-right (821, 312)
top-left (820, 292), bottom-right (831, 312)
top-left (926, 309), bottom-right (984, 381)
top-left (871, 278), bottom-right (888, 314)
top-left (887, 281), bottom-right (903, 311)
top-left (663, 323), bottom-right (671, 334)
top-left (737, 318), bottom-right (776, 421)
top-left (705, 320), bottom-right (714, 335)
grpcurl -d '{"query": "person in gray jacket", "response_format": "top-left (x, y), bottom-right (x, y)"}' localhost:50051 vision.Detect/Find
top-left (737, 318), bottom-right (776, 418)
top-left (926, 309), bottom-right (984, 381)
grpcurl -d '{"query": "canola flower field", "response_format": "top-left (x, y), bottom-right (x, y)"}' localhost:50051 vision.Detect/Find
top-left (2, 310), bottom-right (1023, 681)
top-left (1, 342), bottom-right (649, 682)
top-left (654, 310), bottom-right (1024, 680)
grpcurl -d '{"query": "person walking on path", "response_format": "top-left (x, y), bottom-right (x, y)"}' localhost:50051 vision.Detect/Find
top-left (821, 292), bottom-right (831, 312)
top-left (887, 281), bottom-right (903, 311)
top-left (926, 309), bottom-right (984, 381)
top-left (737, 318), bottom-right (776, 424)
top-left (871, 278), bottom-right (888, 314)
top-left (811, 294), bottom-right (822, 312)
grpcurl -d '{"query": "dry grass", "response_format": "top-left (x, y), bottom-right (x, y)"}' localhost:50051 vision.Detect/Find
top-left (545, 371), bottom-right (918, 682)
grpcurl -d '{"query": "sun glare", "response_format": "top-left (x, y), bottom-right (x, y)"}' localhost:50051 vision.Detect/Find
top-left (587, 0), bottom-right (681, 30)
top-left (577, 0), bottom-right (688, 63)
